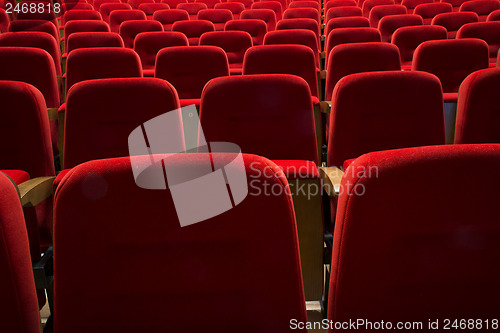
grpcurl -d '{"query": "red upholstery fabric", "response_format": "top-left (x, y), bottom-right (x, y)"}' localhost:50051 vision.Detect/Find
top-left (378, 13), bottom-right (423, 42)
top-left (225, 19), bottom-right (267, 45)
top-left (272, 160), bottom-right (320, 179)
top-left (155, 45), bottom-right (229, 102)
top-left (200, 74), bottom-right (318, 163)
top-left (457, 21), bottom-right (500, 63)
top-left (441, 0), bottom-right (469, 11)
top-left (0, 172), bottom-right (39, 333)
top-left (1, 170), bottom-right (30, 185)
top-left (0, 9), bottom-right (8, 33)
top-left (361, 0), bottom-right (395, 18)
top-left (290, 1), bottom-right (320, 10)
top-left (264, 29), bottom-right (320, 69)
top-left (368, 4), bottom-right (407, 28)
top-left (199, 30), bottom-right (252, 73)
top-left (9, 19), bottom-right (60, 41)
top-left (61, 2), bottom-right (94, 13)
top-left (325, 0), bottom-right (357, 12)
top-left (64, 78), bottom-right (181, 168)
top-left (283, 7), bottom-right (320, 24)
top-left (240, 8), bottom-right (277, 31)
top-left (162, 0), bottom-right (188, 7)
top-left (134, 31), bottom-right (188, 73)
top-left (119, 19), bottom-right (163, 48)
top-left (0, 31), bottom-right (62, 75)
top-left (153, 9), bottom-right (189, 31)
top-left (66, 47), bottom-right (143, 92)
top-left (459, 0), bottom-right (500, 21)
top-left (178, 2), bottom-right (208, 19)
top-left (414, 2), bottom-right (453, 24)
top-left (327, 71), bottom-right (445, 169)
top-left (94, 0), bottom-right (121, 11)
top-left (197, 8), bottom-right (234, 31)
top-left (455, 68), bottom-right (500, 143)
top-left (487, 8), bottom-right (500, 20)
top-left (325, 6), bottom-right (362, 23)
top-left (401, 0), bottom-right (433, 13)
top-left (251, 1), bottom-right (283, 20)
top-left (431, 11), bottom-right (478, 38)
top-left (276, 18), bottom-right (321, 48)
top-left (215, 2), bottom-right (245, 19)
top-left (392, 25), bottom-right (447, 67)
top-left (99, 3), bottom-right (132, 23)
top-left (243, 44), bottom-right (319, 99)
top-left (195, 0), bottom-right (222, 8)
top-left (64, 20), bottom-right (110, 48)
top-left (229, 0), bottom-right (253, 9)
top-left (16, 3), bottom-right (57, 24)
top-left (329, 144), bottom-right (500, 330)
top-left (325, 17), bottom-right (370, 36)
top-left (412, 38), bottom-right (489, 97)
top-left (325, 27), bottom-right (381, 65)
top-left (61, 9), bottom-right (102, 26)
top-left (128, 0), bottom-right (154, 9)
top-left (67, 31), bottom-right (124, 54)
top-left (109, 9), bottom-right (146, 33)
top-left (54, 154), bottom-right (307, 332)
top-left (138, 3), bottom-right (170, 19)
top-left (172, 19), bottom-right (215, 45)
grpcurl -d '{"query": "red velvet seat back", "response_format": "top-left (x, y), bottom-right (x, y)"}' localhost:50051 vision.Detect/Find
top-left (251, 1), bottom-right (283, 20)
top-left (109, 9), bottom-right (146, 33)
top-left (289, 1), bottom-right (321, 11)
top-left (9, 19), bottom-right (59, 41)
top-left (153, 9), bottom-right (189, 30)
top-left (325, 6), bottom-right (362, 22)
top-left (243, 44), bottom-right (319, 99)
top-left (128, 0), bottom-right (154, 9)
top-left (225, 19), bottom-right (267, 45)
top-left (162, 0), bottom-right (188, 7)
top-left (197, 8), bottom-right (234, 30)
top-left (240, 8), bottom-right (277, 31)
top-left (325, 0), bottom-right (357, 12)
top-left (368, 4), bottom-right (407, 28)
top-left (361, 0), bottom-right (395, 18)
top-left (401, 0), bottom-right (433, 13)
top-left (378, 13), bottom-right (423, 42)
top-left (264, 29), bottom-right (320, 69)
top-left (155, 45), bottom-right (229, 99)
top-left (199, 30), bottom-right (252, 66)
top-left (327, 71), bottom-right (446, 168)
top-left (392, 25), bottom-right (447, 64)
top-left (138, 2), bottom-right (170, 18)
top-left (412, 38), bottom-right (489, 93)
top-left (62, 9), bottom-right (102, 25)
top-left (54, 154), bottom-right (307, 332)
top-left (119, 19), bottom-right (163, 48)
top-left (67, 31), bottom-right (124, 54)
top-left (455, 68), bottom-right (500, 143)
top-left (276, 18), bottom-right (321, 48)
top-left (94, 0), bottom-right (121, 11)
top-left (0, 31), bottom-right (62, 75)
top-left (325, 27), bottom-right (381, 65)
top-left (0, 9), bottom-right (8, 33)
top-left (200, 74), bottom-right (318, 163)
top-left (0, 172), bottom-right (39, 333)
top-left (134, 31), bottom-right (188, 70)
top-left (229, 0), bottom-right (253, 9)
top-left (329, 144), bottom-right (500, 329)
top-left (64, 20), bottom-right (110, 47)
top-left (487, 8), bottom-right (500, 20)
top-left (172, 19), bottom-right (215, 45)
top-left (431, 11), bottom-right (478, 38)
top-left (457, 21), bottom-right (500, 58)
top-left (459, 0), bottom-right (500, 21)
top-left (99, 3), bottom-right (132, 23)
top-left (414, 2), bottom-right (452, 24)
top-left (195, 0), bottom-right (222, 8)
top-left (64, 77), bottom-right (181, 168)
top-left (215, 2), bottom-right (245, 19)
top-left (66, 47), bottom-right (143, 92)
top-left (283, 7), bottom-right (320, 23)
top-left (325, 17), bottom-right (370, 36)
top-left (178, 2), bottom-right (207, 19)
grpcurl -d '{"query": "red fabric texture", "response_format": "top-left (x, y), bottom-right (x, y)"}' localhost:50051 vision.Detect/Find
top-left (455, 68), bottom-right (500, 143)
top-left (64, 77), bottom-right (181, 168)
top-left (0, 173), bottom-right (40, 333)
top-left (66, 47), bottom-right (143, 92)
top-left (325, 27), bottom-right (381, 66)
top-left (200, 74), bottom-right (318, 163)
top-left (178, 2), bottom-right (207, 19)
top-left (172, 19), bottom-right (215, 45)
top-left (431, 11), bottom-right (478, 38)
top-left (54, 154), bottom-right (307, 332)
top-left (414, 2), bottom-right (452, 24)
top-left (155, 45), bottom-right (229, 99)
top-left (283, 7), bottom-right (320, 24)
top-left (94, 0), bottom-right (121, 11)
top-left (325, 0), bottom-right (358, 13)
top-left (240, 8), bottom-right (277, 31)
top-left (229, 0), bottom-right (253, 9)
top-left (64, 20), bottom-right (110, 46)
top-left (289, 1), bottom-right (320, 11)
top-left (392, 25), bottom-right (447, 66)
top-left (134, 31), bottom-right (188, 71)
top-left (1, 170), bottom-right (30, 185)
top-left (225, 19), bottom-right (267, 45)
top-left (66, 31), bottom-right (124, 54)
top-left (326, 6), bottom-right (362, 22)
top-left (128, 0), bottom-right (154, 9)
top-left (195, 0), bottom-right (222, 8)
top-left (412, 38), bottom-right (489, 94)
top-left (109, 9), bottom-right (146, 33)
top-left (401, 0), bottom-right (432, 13)
top-left (379, 13), bottom-right (423, 42)
top-left (272, 160), bottom-right (319, 179)
top-left (215, 2), bottom-right (245, 19)
top-left (368, 4), bottom-right (407, 28)
top-left (264, 29), bottom-right (320, 69)
top-left (197, 8), bottom-right (234, 30)
top-left (325, 17), bottom-right (370, 37)
top-left (0, 9), bottom-right (8, 33)
top-left (251, 1), bottom-right (283, 20)
top-left (138, 3), bottom-right (170, 19)
top-left (487, 8), bottom-right (500, 20)
top-left (362, 0), bottom-right (396, 18)
top-left (276, 18), bottom-right (321, 48)
top-left (199, 30), bottom-right (253, 68)
top-left (62, 9), bottom-right (102, 26)
top-left (99, 3), bottom-right (132, 23)
top-left (118, 19), bottom-right (163, 48)
top-left (9, 19), bottom-right (60, 41)
top-left (459, 0), bottom-right (500, 21)
top-left (328, 71), bottom-right (446, 169)
top-left (153, 9), bottom-right (189, 30)
top-left (329, 144), bottom-right (500, 330)
top-left (457, 21), bottom-right (500, 61)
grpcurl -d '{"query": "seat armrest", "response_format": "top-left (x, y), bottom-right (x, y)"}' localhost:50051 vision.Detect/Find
top-left (320, 100), bottom-right (331, 113)
top-left (47, 108), bottom-right (59, 121)
top-left (33, 246), bottom-right (53, 289)
top-left (319, 166), bottom-right (343, 197)
top-left (18, 176), bottom-right (56, 207)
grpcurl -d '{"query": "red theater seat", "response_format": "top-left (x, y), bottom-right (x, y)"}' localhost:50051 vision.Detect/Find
top-left (251, 1), bottom-right (283, 20)
top-left (64, 20), bottom-right (110, 52)
top-left (155, 45), bottom-right (229, 106)
top-left (61, 9), bottom-right (102, 27)
top-left (178, 2), bottom-right (207, 19)
top-left (456, 21), bottom-right (500, 65)
top-left (392, 25), bottom-right (448, 69)
top-left (229, 0), bottom-right (253, 8)
top-left (94, 0), bottom-right (121, 11)
top-left (289, 1), bottom-right (321, 11)
top-left (459, 0), bottom-right (500, 21)
top-left (378, 13), bottom-right (423, 42)
top-left (368, 4), bottom-right (407, 28)
top-left (431, 11), bottom-right (478, 38)
top-left (0, 171), bottom-right (40, 333)
top-left (172, 19), bottom-right (215, 45)
top-left (412, 38), bottom-right (489, 102)
top-left (109, 9), bottom-right (147, 33)
top-left (119, 19), bottom-right (163, 48)
top-left (455, 68), bottom-right (500, 143)
top-left (197, 8), bottom-right (234, 31)
top-left (283, 7), bottom-right (320, 24)
top-left (441, 0), bottom-right (469, 11)
top-left (54, 153), bottom-right (307, 332)
top-left (276, 18), bottom-right (321, 48)
top-left (127, 0), bottom-right (154, 9)
top-left (162, 0), bottom-right (188, 7)
top-left (325, 17), bottom-right (370, 36)
top-left (264, 29), bottom-right (320, 69)
top-left (225, 19), bottom-right (267, 45)
top-left (325, 6), bottom-right (362, 23)
top-left (328, 144), bottom-right (500, 330)
top-left (138, 3), bottom-right (170, 19)
top-left (400, 0), bottom-right (433, 13)
top-left (199, 30), bottom-right (253, 74)
top-left (487, 8), bottom-right (500, 20)
top-left (325, 0), bottom-right (357, 13)
top-left (414, 2), bottom-right (453, 24)
top-left (361, 0), bottom-right (395, 18)
top-left (9, 19), bottom-right (60, 41)
top-left (153, 9), bottom-right (189, 31)
top-left (240, 8), bottom-right (277, 31)
top-left (99, 3), bottom-right (133, 23)
top-left (134, 31), bottom-right (188, 76)
top-left (215, 2), bottom-right (245, 19)
top-left (195, 0), bottom-right (222, 8)
top-left (66, 31), bottom-right (124, 54)
top-left (325, 27), bottom-right (381, 66)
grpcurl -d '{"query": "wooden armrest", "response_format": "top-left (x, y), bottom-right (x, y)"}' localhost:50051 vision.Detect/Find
top-left (18, 176), bottom-right (56, 207)
top-left (321, 51), bottom-right (326, 59)
top-left (319, 166), bottom-right (343, 197)
top-left (320, 100), bottom-right (331, 114)
top-left (319, 70), bottom-right (327, 80)
top-left (47, 108), bottom-right (58, 121)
